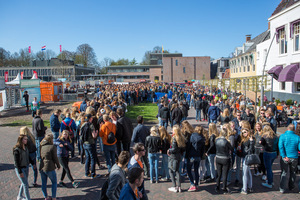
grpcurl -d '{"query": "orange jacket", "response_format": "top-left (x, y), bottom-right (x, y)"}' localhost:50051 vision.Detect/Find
top-left (99, 121), bottom-right (117, 145)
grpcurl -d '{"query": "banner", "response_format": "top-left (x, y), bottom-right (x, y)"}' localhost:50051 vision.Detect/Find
top-left (20, 72), bottom-right (24, 79)
top-left (20, 79), bottom-right (40, 88)
top-left (28, 46), bottom-right (31, 53)
top-left (4, 72), bottom-right (8, 82)
top-left (60, 45), bottom-right (62, 52)
top-left (21, 88), bottom-right (41, 106)
top-left (0, 90), bottom-right (7, 111)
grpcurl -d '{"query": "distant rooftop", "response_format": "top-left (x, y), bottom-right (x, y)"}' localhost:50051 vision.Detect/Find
top-left (271, 0), bottom-right (300, 16)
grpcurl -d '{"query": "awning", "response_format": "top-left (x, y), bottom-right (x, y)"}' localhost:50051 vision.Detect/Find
top-left (278, 64), bottom-right (299, 82)
top-left (294, 67), bottom-right (300, 82)
top-left (268, 65), bottom-right (283, 80)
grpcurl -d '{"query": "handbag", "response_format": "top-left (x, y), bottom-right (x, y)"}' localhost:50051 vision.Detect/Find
top-left (245, 153), bottom-right (261, 165)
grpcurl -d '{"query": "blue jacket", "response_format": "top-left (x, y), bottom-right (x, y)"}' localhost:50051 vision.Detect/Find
top-left (119, 183), bottom-right (138, 200)
top-left (50, 113), bottom-right (60, 132)
top-left (80, 101), bottom-right (87, 112)
top-left (207, 106), bottom-right (220, 120)
top-left (131, 124), bottom-right (150, 144)
top-left (278, 130), bottom-right (300, 159)
top-left (60, 117), bottom-right (77, 133)
top-left (54, 138), bottom-right (73, 157)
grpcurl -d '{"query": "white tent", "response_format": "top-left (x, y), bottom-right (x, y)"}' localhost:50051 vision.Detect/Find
top-left (5, 73), bottom-right (21, 85)
top-left (31, 73), bottom-right (38, 79)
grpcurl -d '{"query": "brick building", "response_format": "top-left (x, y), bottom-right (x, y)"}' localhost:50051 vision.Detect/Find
top-left (162, 56), bottom-right (211, 83)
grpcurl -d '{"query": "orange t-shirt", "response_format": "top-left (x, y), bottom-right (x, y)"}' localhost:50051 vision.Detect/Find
top-left (277, 105), bottom-right (283, 111)
top-left (99, 121), bottom-right (117, 145)
top-left (137, 160), bottom-right (143, 169)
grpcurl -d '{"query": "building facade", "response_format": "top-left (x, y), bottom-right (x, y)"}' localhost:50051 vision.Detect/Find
top-left (162, 56), bottom-right (210, 83)
top-left (257, 0), bottom-right (300, 101)
top-left (0, 58), bottom-right (95, 81)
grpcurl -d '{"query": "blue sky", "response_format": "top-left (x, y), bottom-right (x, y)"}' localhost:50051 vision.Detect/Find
top-left (0, 0), bottom-right (281, 64)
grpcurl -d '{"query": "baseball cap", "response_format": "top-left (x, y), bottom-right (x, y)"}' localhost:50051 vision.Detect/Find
top-left (100, 109), bottom-right (106, 114)
top-left (84, 114), bottom-right (92, 122)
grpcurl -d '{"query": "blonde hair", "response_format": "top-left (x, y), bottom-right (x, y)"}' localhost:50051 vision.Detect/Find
top-left (194, 126), bottom-right (204, 136)
top-left (255, 122), bottom-right (263, 136)
top-left (262, 125), bottom-right (275, 138)
top-left (159, 126), bottom-right (171, 144)
top-left (86, 106), bottom-right (96, 116)
top-left (222, 108), bottom-right (230, 117)
top-left (208, 123), bottom-right (219, 138)
top-left (241, 120), bottom-right (251, 130)
top-left (58, 130), bottom-right (72, 143)
top-left (223, 123), bottom-right (235, 137)
top-left (181, 120), bottom-right (194, 137)
top-left (20, 126), bottom-right (35, 143)
top-left (172, 125), bottom-right (186, 148)
top-left (104, 105), bottom-right (112, 115)
top-left (240, 128), bottom-right (251, 144)
top-left (150, 126), bottom-right (159, 137)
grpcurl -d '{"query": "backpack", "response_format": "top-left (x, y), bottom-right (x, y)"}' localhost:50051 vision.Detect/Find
top-left (62, 120), bottom-right (74, 138)
top-left (106, 125), bottom-right (116, 144)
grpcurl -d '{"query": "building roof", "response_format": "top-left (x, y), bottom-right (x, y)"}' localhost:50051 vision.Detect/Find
top-left (233, 30), bottom-right (270, 57)
top-left (271, 0), bottom-right (300, 16)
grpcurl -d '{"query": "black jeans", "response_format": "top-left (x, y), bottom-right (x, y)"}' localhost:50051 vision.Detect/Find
top-left (255, 152), bottom-right (266, 175)
top-left (216, 157), bottom-right (230, 190)
top-left (280, 157), bottom-right (298, 191)
top-left (169, 169), bottom-right (181, 188)
top-left (58, 157), bottom-right (74, 182)
top-left (116, 141), bottom-right (131, 156)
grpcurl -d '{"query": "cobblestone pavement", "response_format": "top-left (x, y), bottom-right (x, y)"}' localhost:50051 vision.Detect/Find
top-left (0, 105), bottom-right (299, 200)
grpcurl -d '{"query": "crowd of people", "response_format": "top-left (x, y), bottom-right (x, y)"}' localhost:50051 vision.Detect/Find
top-left (13, 82), bottom-right (300, 200)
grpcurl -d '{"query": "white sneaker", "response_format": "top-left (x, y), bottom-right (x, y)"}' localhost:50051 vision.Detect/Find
top-left (262, 175), bottom-right (267, 181)
top-left (168, 187), bottom-right (178, 193)
top-left (262, 182), bottom-right (272, 189)
top-left (254, 172), bottom-right (262, 176)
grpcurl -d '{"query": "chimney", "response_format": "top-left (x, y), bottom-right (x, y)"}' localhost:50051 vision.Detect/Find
top-left (246, 34), bottom-right (251, 42)
top-left (268, 21), bottom-right (270, 30)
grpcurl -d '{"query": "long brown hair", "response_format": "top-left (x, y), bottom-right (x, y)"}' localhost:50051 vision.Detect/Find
top-left (254, 122), bottom-right (263, 136)
top-left (194, 126), bottom-right (204, 136)
top-left (41, 133), bottom-right (53, 145)
top-left (58, 130), bottom-right (72, 143)
top-left (208, 123), bottom-right (219, 138)
top-left (159, 126), bottom-right (171, 144)
top-left (20, 126), bottom-right (35, 144)
top-left (181, 120), bottom-right (194, 137)
top-left (172, 125), bottom-right (186, 148)
top-left (222, 108), bottom-right (230, 117)
top-left (262, 125), bottom-right (276, 138)
top-left (13, 134), bottom-right (28, 151)
top-left (241, 128), bottom-right (251, 144)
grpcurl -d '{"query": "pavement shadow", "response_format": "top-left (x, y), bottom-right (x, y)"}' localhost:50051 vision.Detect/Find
top-left (0, 163), bottom-right (15, 172)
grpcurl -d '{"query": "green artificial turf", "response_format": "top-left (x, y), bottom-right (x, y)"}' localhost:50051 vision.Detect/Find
top-left (126, 103), bottom-right (159, 123)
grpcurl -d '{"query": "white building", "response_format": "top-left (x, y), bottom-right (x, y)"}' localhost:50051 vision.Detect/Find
top-left (256, 0), bottom-right (300, 101)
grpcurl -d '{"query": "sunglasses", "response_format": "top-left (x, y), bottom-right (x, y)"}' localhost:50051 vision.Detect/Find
top-left (139, 149), bottom-right (145, 152)
top-left (237, 115), bottom-right (241, 116)
top-left (242, 131), bottom-right (248, 134)
top-left (260, 113), bottom-right (265, 114)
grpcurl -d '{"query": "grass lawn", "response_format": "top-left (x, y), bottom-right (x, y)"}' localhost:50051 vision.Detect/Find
top-left (126, 103), bottom-right (159, 123)
top-left (1, 120), bottom-right (50, 128)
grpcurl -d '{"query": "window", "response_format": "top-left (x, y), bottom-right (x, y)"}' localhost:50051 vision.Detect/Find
top-left (294, 22), bottom-right (300, 52)
top-left (243, 66), bottom-right (246, 72)
top-left (176, 60), bottom-right (178, 66)
top-left (247, 65), bottom-right (250, 72)
top-left (278, 28), bottom-right (287, 54)
top-left (281, 82), bottom-right (285, 90)
top-left (183, 67), bottom-right (186, 73)
top-left (296, 83), bottom-right (300, 92)
top-left (253, 64), bottom-right (255, 71)
top-left (240, 67), bottom-right (241, 72)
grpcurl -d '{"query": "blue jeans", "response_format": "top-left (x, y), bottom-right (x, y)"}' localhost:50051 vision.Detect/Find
top-left (227, 152), bottom-right (236, 182)
top-left (52, 132), bottom-right (59, 140)
top-left (40, 170), bottom-right (57, 198)
top-left (209, 119), bottom-right (217, 125)
top-left (187, 157), bottom-right (200, 185)
top-left (15, 167), bottom-right (31, 200)
top-left (97, 137), bottom-right (104, 153)
top-left (161, 119), bottom-right (168, 129)
top-left (263, 151), bottom-right (277, 185)
top-left (205, 157), bottom-right (211, 177)
top-left (242, 159), bottom-right (252, 191)
top-left (160, 154), bottom-right (170, 179)
top-left (83, 143), bottom-right (96, 176)
top-left (103, 144), bottom-right (116, 172)
top-left (148, 153), bottom-right (159, 181)
top-left (158, 117), bottom-right (162, 127)
top-left (235, 156), bottom-right (242, 182)
top-left (196, 109), bottom-right (201, 121)
top-left (29, 152), bottom-right (38, 184)
top-left (35, 136), bottom-right (44, 161)
top-left (207, 154), bottom-right (216, 179)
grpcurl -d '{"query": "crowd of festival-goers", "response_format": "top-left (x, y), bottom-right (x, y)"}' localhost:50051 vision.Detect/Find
top-left (14, 83), bottom-right (300, 200)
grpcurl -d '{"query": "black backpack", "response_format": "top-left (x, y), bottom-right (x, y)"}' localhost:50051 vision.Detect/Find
top-left (106, 126), bottom-right (116, 144)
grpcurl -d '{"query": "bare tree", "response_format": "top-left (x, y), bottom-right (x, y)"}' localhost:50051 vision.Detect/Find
top-left (0, 47), bottom-right (10, 66)
top-left (76, 43), bottom-right (98, 67)
top-left (19, 48), bottom-right (31, 66)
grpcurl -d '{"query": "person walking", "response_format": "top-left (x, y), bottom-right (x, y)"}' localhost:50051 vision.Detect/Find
top-left (23, 91), bottom-right (29, 112)
top-left (13, 134), bottom-right (31, 200)
top-left (32, 109), bottom-right (47, 162)
top-left (253, 123), bottom-right (266, 180)
top-left (39, 133), bottom-right (60, 200)
top-left (31, 97), bottom-right (40, 117)
top-left (145, 126), bottom-right (161, 183)
top-left (205, 123), bottom-right (218, 182)
top-left (106, 151), bottom-right (131, 200)
top-left (116, 108), bottom-right (133, 154)
top-left (20, 127), bottom-right (38, 188)
top-left (207, 100), bottom-right (220, 124)
top-left (54, 130), bottom-right (79, 188)
top-left (159, 103), bottom-right (170, 129)
top-left (186, 126), bottom-right (205, 192)
top-left (215, 129), bottom-right (233, 194)
top-left (168, 125), bottom-right (186, 193)
top-left (195, 97), bottom-right (203, 122)
top-left (50, 109), bottom-right (61, 140)
top-left (278, 124), bottom-right (300, 193)
top-left (132, 115), bottom-right (150, 177)
top-left (60, 113), bottom-right (76, 158)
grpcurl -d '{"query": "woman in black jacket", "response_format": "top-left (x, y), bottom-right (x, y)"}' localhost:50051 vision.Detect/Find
top-left (167, 125), bottom-right (186, 193)
top-left (145, 126), bottom-right (162, 183)
top-left (20, 126), bottom-right (38, 188)
top-left (186, 126), bottom-right (205, 192)
top-left (215, 128), bottom-right (233, 194)
top-left (205, 123), bottom-right (219, 182)
top-left (217, 108), bottom-right (231, 126)
top-left (171, 103), bottom-right (183, 126)
top-left (253, 123), bottom-right (266, 179)
top-left (13, 134), bottom-right (31, 200)
top-left (240, 128), bottom-right (255, 195)
top-left (159, 126), bottom-right (171, 181)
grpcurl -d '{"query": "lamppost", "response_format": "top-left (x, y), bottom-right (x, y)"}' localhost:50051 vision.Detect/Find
top-left (260, 33), bottom-right (276, 108)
